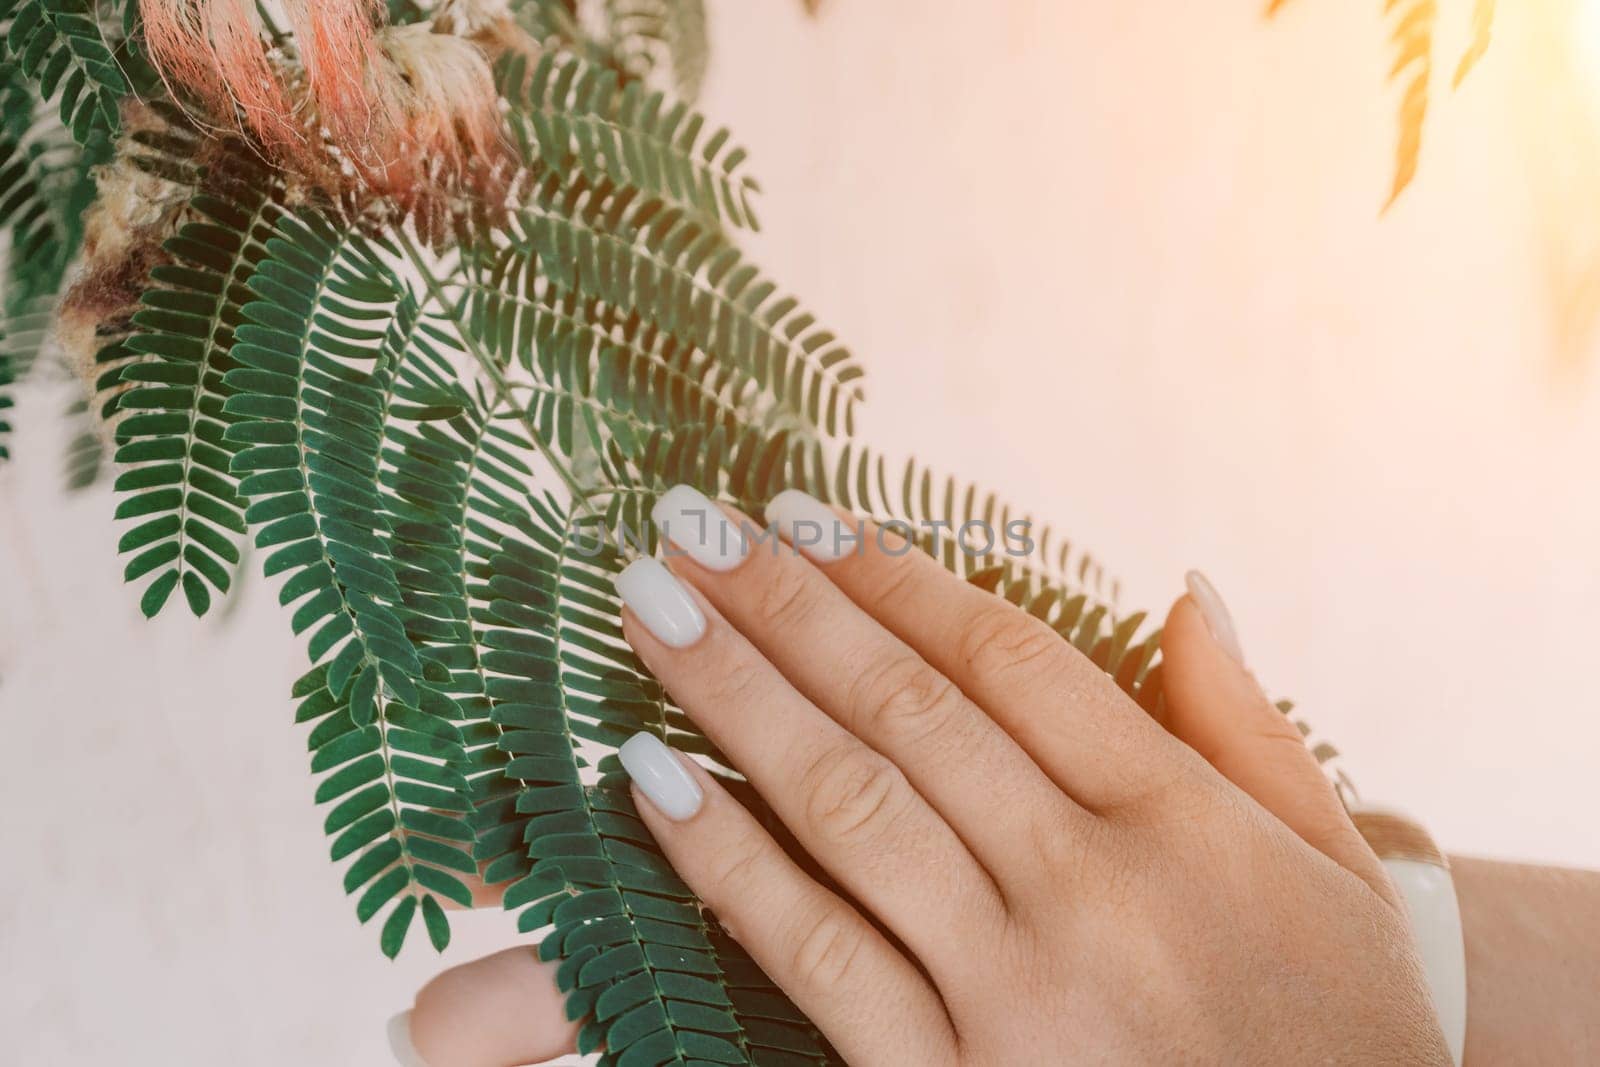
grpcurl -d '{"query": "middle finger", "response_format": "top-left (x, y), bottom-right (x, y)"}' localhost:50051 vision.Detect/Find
top-left (615, 554), bottom-right (1006, 984)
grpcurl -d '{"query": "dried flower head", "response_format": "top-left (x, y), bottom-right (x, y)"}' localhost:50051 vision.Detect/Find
top-left (283, 0), bottom-right (384, 149)
top-left (140, 0), bottom-right (304, 155)
top-left (359, 24), bottom-right (506, 202)
top-left (136, 0), bottom-right (510, 215)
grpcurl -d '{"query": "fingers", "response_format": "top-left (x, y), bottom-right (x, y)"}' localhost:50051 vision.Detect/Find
top-left (764, 489), bottom-right (1184, 810)
top-left (1160, 573), bottom-right (1394, 902)
top-left (397, 948), bottom-right (577, 1067)
top-left (620, 734), bottom-right (959, 1067)
top-left (616, 555), bottom-right (1006, 979)
top-left (652, 487), bottom-right (1076, 890)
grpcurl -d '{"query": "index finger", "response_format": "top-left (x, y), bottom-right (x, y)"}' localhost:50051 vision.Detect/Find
top-left (764, 489), bottom-right (1189, 811)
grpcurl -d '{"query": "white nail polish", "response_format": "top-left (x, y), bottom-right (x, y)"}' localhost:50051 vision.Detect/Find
top-left (766, 488), bottom-right (859, 562)
top-left (1185, 569), bottom-right (1245, 666)
top-left (651, 484), bottom-right (747, 571)
top-left (619, 732), bottom-right (704, 820)
top-left (387, 1011), bottom-right (430, 1067)
top-left (616, 557), bottom-right (707, 648)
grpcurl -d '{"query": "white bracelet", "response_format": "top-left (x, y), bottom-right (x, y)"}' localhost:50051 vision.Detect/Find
top-left (1352, 808), bottom-right (1467, 1065)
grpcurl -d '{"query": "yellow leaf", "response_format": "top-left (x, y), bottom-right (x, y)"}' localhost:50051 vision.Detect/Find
top-left (1454, 0), bottom-right (1496, 88)
top-left (1384, 0), bottom-right (1436, 208)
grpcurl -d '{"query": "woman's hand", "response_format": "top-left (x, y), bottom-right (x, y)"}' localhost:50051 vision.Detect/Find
top-left (391, 485), bottom-right (1450, 1065)
top-left (595, 486), bottom-right (1447, 1064)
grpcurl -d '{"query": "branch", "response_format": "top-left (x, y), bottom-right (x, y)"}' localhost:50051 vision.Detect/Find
top-left (393, 226), bottom-right (609, 527)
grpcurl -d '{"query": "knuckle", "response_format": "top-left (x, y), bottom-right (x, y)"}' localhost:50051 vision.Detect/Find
top-left (754, 561), bottom-right (819, 629)
top-left (1102, 745), bottom-right (1192, 814)
top-left (957, 602), bottom-right (1062, 682)
top-left (1027, 803), bottom-right (1086, 880)
top-left (865, 552), bottom-right (920, 603)
top-left (845, 651), bottom-right (961, 740)
top-left (789, 904), bottom-right (867, 988)
top-left (800, 743), bottom-right (908, 846)
top-left (1244, 715), bottom-right (1318, 757)
top-left (707, 655), bottom-right (769, 710)
top-left (699, 828), bottom-right (772, 904)
top-left (1121, 758), bottom-right (1230, 832)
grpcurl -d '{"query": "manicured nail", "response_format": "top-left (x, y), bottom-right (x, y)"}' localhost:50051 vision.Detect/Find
top-left (652, 484), bottom-right (747, 571)
top-left (766, 488), bottom-right (859, 562)
top-left (619, 732), bottom-right (704, 820)
top-left (1185, 569), bottom-right (1245, 666)
top-left (616, 558), bottom-right (706, 648)
top-left (387, 1011), bottom-right (430, 1067)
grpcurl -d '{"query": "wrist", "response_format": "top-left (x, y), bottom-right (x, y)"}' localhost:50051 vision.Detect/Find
top-left (1451, 856), bottom-right (1600, 1065)
top-left (1353, 809), bottom-right (1466, 1065)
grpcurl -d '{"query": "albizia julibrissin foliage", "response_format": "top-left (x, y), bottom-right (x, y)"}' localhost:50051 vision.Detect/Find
top-left (1267, 0), bottom-right (1496, 206)
top-left (0, 1), bottom-right (1340, 1063)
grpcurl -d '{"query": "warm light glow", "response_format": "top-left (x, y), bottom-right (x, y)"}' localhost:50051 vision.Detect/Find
top-left (1577, 0), bottom-right (1600, 107)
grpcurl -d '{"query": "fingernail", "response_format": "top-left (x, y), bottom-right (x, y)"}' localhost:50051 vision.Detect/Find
top-left (616, 558), bottom-right (707, 648)
top-left (387, 1011), bottom-right (430, 1067)
top-left (619, 732), bottom-right (704, 820)
top-left (1185, 569), bottom-right (1245, 666)
top-left (652, 484), bottom-right (747, 571)
top-left (766, 488), bottom-right (858, 562)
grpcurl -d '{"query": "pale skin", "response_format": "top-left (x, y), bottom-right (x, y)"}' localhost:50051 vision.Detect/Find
top-left (395, 495), bottom-right (1600, 1066)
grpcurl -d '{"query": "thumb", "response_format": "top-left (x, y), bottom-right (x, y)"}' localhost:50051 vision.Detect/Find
top-left (391, 947), bottom-right (578, 1066)
top-left (1160, 571), bottom-right (1395, 905)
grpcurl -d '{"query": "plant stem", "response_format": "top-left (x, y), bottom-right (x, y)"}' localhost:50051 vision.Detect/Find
top-left (393, 227), bottom-right (609, 529)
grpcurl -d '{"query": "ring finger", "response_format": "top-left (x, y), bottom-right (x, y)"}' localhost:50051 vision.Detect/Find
top-left (619, 737), bottom-right (959, 1067)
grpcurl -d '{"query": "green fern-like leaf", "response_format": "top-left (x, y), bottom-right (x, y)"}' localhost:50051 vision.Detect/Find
top-left (224, 213), bottom-right (424, 691)
top-left (388, 225), bottom-right (859, 1059)
top-left (510, 193), bottom-right (862, 435)
top-left (0, 61), bottom-right (114, 468)
top-left (455, 199), bottom-right (752, 457)
top-left (384, 0), bottom-right (432, 26)
top-left (0, 0), bottom-right (128, 146)
top-left (113, 142), bottom-right (282, 616)
top-left (500, 51), bottom-right (761, 232)
top-left (0, 330), bottom-right (12, 462)
top-left (0, 292), bottom-right (58, 463)
top-left (382, 412), bottom-right (536, 887)
top-left (0, 61), bottom-right (109, 310)
top-left (60, 393), bottom-right (102, 487)
top-left (604, 0), bottom-right (710, 102)
top-left (220, 209), bottom-right (480, 954)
